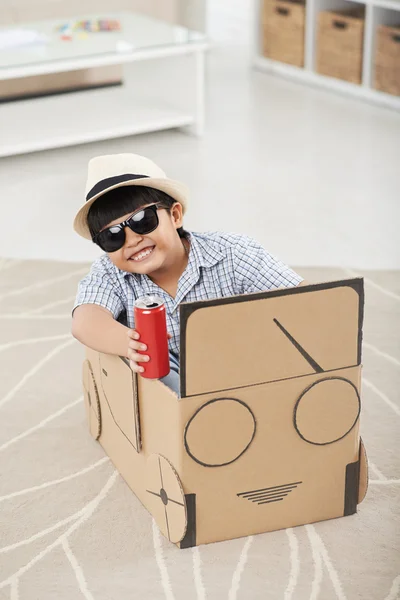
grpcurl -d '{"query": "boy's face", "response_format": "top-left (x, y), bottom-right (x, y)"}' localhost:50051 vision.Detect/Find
top-left (102, 202), bottom-right (185, 277)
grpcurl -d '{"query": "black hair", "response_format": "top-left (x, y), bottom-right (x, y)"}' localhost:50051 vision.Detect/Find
top-left (87, 186), bottom-right (186, 239)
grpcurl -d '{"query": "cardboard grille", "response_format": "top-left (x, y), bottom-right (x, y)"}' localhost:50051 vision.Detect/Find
top-left (179, 279), bottom-right (363, 398)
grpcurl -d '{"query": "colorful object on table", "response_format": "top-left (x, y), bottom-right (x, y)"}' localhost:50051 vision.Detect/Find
top-left (56, 18), bottom-right (121, 39)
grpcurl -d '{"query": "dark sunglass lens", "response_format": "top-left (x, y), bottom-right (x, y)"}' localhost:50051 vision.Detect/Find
top-left (96, 227), bottom-right (125, 252)
top-left (130, 207), bottom-right (158, 234)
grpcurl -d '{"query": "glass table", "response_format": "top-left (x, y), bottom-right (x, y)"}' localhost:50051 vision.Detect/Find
top-left (0, 12), bottom-right (208, 157)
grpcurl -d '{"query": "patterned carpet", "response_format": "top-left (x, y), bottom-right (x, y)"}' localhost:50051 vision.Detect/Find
top-left (0, 258), bottom-right (399, 600)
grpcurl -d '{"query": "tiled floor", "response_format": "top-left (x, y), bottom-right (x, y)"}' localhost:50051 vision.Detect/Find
top-left (0, 47), bottom-right (399, 268)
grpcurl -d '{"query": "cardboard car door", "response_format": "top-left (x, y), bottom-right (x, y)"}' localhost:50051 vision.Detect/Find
top-left (98, 353), bottom-right (141, 452)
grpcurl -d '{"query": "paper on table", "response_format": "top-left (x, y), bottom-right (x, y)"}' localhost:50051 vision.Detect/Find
top-left (0, 29), bottom-right (49, 51)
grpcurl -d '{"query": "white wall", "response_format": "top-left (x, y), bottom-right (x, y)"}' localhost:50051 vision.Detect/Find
top-left (206, 0), bottom-right (252, 45)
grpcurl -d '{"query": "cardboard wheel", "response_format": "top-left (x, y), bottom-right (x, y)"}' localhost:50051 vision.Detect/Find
top-left (294, 377), bottom-right (360, 445)
top-left (146, 454), bottom-right (187, 543)
top-left (358, 437), bottom-right (368, 503)
top-left (82, 359), bottom-right (101, 440)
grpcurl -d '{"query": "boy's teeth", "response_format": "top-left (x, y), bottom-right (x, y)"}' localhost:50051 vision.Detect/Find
top-left (132, 247), bottom-right (153, 261)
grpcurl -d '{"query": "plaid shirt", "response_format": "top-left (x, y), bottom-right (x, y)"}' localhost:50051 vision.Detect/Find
top-left (74, 231), bottom-right (303, 357)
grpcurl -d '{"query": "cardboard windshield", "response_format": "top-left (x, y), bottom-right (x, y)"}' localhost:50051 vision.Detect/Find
top-left (179, 279), bottom-right (363, 398)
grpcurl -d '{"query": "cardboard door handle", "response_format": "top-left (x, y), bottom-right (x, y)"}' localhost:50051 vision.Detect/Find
top-left (392, 34), bottom-right (400, 43)
top-left (276, 7), bottom-right (290, 16)
top-left (333, 20), bottom-right (348, 30)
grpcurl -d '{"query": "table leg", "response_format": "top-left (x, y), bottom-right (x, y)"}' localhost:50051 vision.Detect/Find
top-left (182, 50), bottom-right (205, 137)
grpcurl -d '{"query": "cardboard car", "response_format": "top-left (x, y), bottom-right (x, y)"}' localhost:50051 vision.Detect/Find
top-left (81, 278), bottom-right (368, 548)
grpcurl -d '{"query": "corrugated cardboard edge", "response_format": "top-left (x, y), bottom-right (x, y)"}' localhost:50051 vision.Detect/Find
top-left (179, 278), bottom-right (364, 398)
top-left (358, 437), bottom-right (369, 503)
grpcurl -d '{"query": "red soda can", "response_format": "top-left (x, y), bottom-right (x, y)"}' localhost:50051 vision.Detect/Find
top-left (134, 295), bottom-right (170, 379)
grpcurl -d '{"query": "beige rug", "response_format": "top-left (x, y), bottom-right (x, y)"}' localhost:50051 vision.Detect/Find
top-left (0, 258), bottom-right (399, 600)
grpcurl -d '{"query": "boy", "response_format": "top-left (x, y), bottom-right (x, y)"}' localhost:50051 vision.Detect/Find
top-left (72, 153), bottom-right (303, 396)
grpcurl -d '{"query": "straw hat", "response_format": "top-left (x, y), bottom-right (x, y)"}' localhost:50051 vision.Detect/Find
top-left (73, 153), bottom-right (189, 239)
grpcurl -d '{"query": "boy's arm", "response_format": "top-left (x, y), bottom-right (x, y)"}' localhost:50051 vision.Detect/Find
top-left (72, 260), bottom-right (151, 369)
top-left (72, 257), bottom-right (129, 356)
top-left (72, 304), bottom-right (129, 358)
top-left (72, 304), bottom-right (166, 374)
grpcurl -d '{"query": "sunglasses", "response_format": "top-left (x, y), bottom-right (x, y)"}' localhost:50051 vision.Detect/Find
top-left (93, 203), bottom-right (164, 253)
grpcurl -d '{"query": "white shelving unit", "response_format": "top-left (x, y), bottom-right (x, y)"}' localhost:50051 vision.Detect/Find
top-left (253, 0), bottom-right (400, 110)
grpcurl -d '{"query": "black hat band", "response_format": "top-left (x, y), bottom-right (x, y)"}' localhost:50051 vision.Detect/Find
top-left (86, 174), bottom-right (149, 202)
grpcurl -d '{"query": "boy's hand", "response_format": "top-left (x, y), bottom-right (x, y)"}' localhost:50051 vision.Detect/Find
top-left (127, 329), bottom-right (172, 374)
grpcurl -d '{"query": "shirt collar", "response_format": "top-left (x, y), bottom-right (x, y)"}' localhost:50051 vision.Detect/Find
top-left (188, 231), bottom-right (225, 269)
top-left (172, 232), bottom-right (225, 308)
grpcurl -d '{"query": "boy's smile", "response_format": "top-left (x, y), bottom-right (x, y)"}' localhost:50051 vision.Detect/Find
top-left (128, 244), bottom-right (155, 262)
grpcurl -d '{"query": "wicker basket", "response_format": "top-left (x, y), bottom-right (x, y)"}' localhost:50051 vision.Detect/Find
top-left (261, 0), bottom-right (305, 67)
top-left (316, 9), bottom-right (365, 84)
top-left (374, 24), bottom-right (400, 96)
